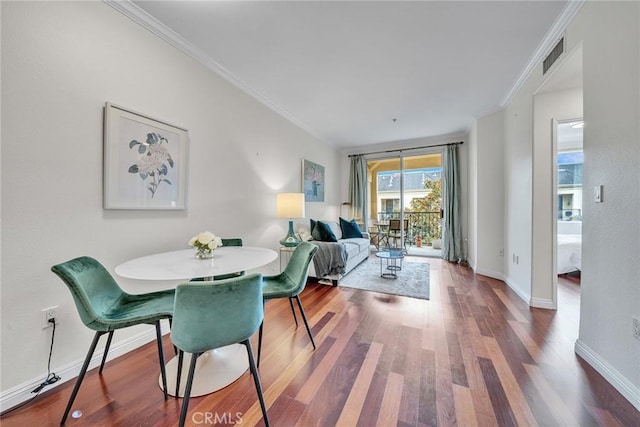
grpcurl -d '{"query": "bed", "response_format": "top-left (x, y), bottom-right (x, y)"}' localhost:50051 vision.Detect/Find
top-left (557, 221), bottom-right (582, 274)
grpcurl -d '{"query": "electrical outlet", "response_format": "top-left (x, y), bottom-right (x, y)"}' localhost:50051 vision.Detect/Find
top-left (633, 316), bottom-right (640, 341)
top-left (41, 306), bottom-right (58, 329)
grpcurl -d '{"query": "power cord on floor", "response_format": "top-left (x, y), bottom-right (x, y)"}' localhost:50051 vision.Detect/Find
top-left (0, 318), bottom-right (61, 417)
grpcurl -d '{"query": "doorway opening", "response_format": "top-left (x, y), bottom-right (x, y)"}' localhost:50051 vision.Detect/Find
top-left (555, 119), bottom-right (583, 282)
top-left (531, 42), bottom-right (583, 310)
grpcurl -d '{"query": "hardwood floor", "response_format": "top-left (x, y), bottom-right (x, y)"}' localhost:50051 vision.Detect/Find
top-left (2, 258), bottom-right (639, 426)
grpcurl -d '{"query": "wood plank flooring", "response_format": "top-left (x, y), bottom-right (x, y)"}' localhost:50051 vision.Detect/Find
top-left (2, 258), bottom-right (639, 426)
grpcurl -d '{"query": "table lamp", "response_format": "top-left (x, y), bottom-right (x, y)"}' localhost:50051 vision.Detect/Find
top-left (277, 192), bottom-right (305, 247)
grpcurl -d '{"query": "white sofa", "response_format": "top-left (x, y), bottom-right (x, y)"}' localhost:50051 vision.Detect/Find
top-left (296, 220), bottom-right (370, 285)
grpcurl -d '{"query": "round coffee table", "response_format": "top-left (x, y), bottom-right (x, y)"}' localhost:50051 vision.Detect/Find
top-left (375, 251), bottom-right (404, 279)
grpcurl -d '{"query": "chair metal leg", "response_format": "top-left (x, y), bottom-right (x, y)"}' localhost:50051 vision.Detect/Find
top-left (257, 299), bottom-right (266, 367)
top-left (257, 321), bottom-right (264, 368)
top-left (169, 317), bottom-right (177, 355)
top-left (178, 352), bottom-right (202, 427)
top-left (61, 331), bottom-right (106, 425)
top-left (175, 350), bottom-right (184, 399)
top-left (294, 295), bottom-right (316, 350)
top-left (288, 297), bottom-right (298, 326)
top-left (155, 321), bottom-right (168, 400)
top-left (98, 331), bottom-right (114, 374)
top-left (242, 339), bottom-right (270, 427)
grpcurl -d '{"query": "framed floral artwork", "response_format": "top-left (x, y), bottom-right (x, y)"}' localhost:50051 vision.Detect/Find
top-left (302, 159), bottom-right (325, 202)
top-left (103, 103), bottom-right (189, 209)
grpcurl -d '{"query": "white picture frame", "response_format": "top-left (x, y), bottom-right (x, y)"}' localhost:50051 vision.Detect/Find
top-left (103, 103), bottom-right (189, 210)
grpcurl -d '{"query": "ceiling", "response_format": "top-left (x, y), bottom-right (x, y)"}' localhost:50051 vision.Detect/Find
top-left (130, 1), bottom-right (569, 149)
top-left (558, 121), bottom-right (584, 151)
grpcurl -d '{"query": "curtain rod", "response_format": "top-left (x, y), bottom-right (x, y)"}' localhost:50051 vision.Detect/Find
top-left (348, 141), bottom-right (463, 158)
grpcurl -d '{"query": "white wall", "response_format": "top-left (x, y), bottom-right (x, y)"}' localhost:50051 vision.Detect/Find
top-left (503, 81), bottom-right (535, 301)
top-left (499, 0), bottom-right (639, 409)
top-left (468, 122), bottom-right (478, 270)
top-left (0, 1), bottom-right (340, 405)
top-left (472, 111), bottom-right (505, 278)
top-left (572, 1), bottom-right (640, 407)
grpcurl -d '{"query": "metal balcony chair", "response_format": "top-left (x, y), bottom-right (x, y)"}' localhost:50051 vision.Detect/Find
top-left (51, 256), bottom-right (174, 425)
top-left (257, 241), bottom-right (318, 366)
top-left (171, 274), bottom-right (269, 427)
top-left (388, 219), bottom-right (410, 250)
top-left (368, 223), bottom-right (389, 250)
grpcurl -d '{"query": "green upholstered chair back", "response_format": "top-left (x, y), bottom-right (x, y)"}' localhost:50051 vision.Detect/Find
top-left (51, 256), bottom-right (127, 331)
top-left (171, 273), bottom-right (264, 354)
top-left (280, 242), bottom-right (318, 295)
top-left (221, 238), bottom-right (243, 247)
top-left (215, 238), bottom-right (244, 280)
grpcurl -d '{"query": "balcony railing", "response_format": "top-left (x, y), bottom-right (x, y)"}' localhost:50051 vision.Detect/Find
top-left (559, 209), bottom-right (582, 220)
top-left (376, 211), bottom-right (442, 245)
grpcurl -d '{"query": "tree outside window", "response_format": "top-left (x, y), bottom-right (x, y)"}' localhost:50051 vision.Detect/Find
top-left (407, 178), bottom-right (442, 245)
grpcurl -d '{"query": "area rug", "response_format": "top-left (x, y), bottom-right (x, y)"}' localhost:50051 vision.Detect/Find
top-left (338, 257), bottom-right (430, 300)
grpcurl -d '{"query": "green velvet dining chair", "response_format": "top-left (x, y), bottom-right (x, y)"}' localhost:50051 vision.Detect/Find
top-left (190, 237), bottom-right (245, 281)
top-left (51, 256), bottom-right (175, 425)
top-left (171, 274), bottom-right (270, 427)
top-left (257, 241), bottom-right (318, 366)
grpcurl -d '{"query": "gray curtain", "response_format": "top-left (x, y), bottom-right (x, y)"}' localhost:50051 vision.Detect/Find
top-left (348, 155), bottom-right (367, 224)
top-left (442, 144), bottom-right (463, 262)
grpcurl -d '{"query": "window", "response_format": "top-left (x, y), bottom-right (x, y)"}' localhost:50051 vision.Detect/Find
top-left (558, 150), bottom-right (583, 221)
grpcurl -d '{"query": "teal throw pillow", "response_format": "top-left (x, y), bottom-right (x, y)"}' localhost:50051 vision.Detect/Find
top-left (339, 217), bottom-right (363, 239)
top-left (310, 219), bottom-right (319, 240)
top-left (311, 219), bottom-right (337, 242)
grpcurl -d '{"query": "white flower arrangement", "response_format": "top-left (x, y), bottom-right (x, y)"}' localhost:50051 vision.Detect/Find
top-left (189, 231), bottom-right (223, 258)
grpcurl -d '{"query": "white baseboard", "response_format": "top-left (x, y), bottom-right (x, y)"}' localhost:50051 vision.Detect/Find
top-left (0, 321), bottom-right (170, 412)
top-left (475, 268), bottom-right (505, 282)
top-left (503, 276), bottom-right (531, 306)
top-left (529, 297), bottom-right (555, 309)
top-left (476, 271), bottom-right (554, 309)
top-left (575, 339), bottom-right (640, 411)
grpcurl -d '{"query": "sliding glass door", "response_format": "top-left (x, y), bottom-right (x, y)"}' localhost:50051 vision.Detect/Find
top-left (366, 152), bottom-right (442, 256)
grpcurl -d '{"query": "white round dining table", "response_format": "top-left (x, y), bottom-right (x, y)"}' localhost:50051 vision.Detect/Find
top-left (115, 246), bottom-right (278, 281)
top-left (115, 246), bottom-right (278, 397)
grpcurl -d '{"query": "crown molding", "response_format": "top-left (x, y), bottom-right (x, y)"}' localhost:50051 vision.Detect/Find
top-left (102, 1), bottom-right (329, 145)
top-left (500, 0), bottom-right (586, 107)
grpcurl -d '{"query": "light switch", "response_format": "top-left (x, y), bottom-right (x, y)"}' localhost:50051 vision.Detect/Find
top-left (594, 185), bottom-right (603, 203)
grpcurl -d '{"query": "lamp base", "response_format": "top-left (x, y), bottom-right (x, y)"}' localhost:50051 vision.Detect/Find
top-left (280, 237), bottom-right (301, 247)
top-left (279, 219), bottom-right (301, 247)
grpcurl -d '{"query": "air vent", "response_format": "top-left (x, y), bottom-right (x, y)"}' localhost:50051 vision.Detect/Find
top-left (543, 37), bottom-right (564, 75)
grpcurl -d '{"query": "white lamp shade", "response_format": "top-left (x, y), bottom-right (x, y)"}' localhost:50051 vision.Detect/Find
top-left (277, 193), bottom-right (305, 219)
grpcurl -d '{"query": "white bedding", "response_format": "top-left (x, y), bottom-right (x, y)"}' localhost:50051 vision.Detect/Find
top-left (557, 234), bottom-right (582, 274)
